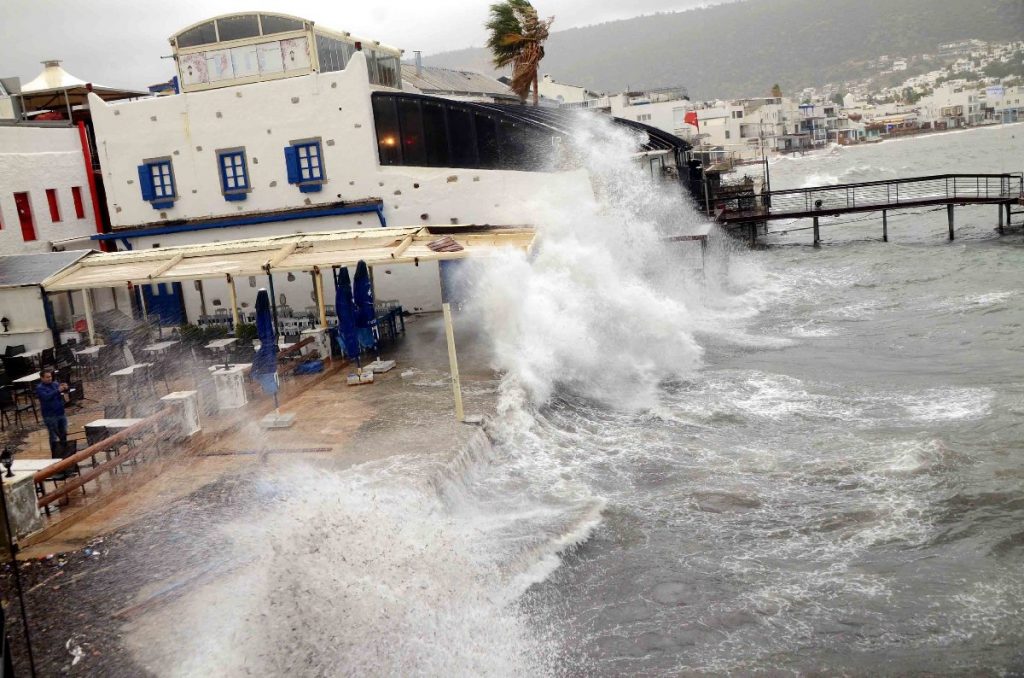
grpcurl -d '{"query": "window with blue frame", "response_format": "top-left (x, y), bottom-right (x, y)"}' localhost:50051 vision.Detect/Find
top-left (284, 139), bottom-right (325, 193)
top-left (136, 158), bottom-right (177, 209)
top-left (217, 148), bottom-right (250, 201)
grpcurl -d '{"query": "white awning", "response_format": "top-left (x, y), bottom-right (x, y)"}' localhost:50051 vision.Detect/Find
top-left (43, 225), bottom-right (536, 292)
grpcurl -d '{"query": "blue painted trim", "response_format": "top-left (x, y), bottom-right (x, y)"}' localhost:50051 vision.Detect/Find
top-left (218, 150), bottom-right (249, 194)
top-left (375, 206), bottom-right (387, 227)
top-left (151, 200), bottom-right (174, 210)
top-left (120, 239), bottom-right (133, 250)
top-left (224, 192), bottom-right (247, 202)
top-left (299, 183), bottom-right (323, 193)
top-left (90, 203), bottom-right (386, 242)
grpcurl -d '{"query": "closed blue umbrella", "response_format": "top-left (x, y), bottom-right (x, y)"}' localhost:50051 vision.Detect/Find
top-left (334, 267), bottom-right (360, 363)
top-left (252, 288), bottom-right (279, 405)
top-left (353, 260), bottom-right (378, 357)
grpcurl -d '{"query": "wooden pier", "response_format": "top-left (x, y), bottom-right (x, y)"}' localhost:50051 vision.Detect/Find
top-left (715, 173), bottom-right (1024, 245)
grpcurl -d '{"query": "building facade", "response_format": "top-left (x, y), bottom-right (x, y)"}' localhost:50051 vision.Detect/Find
top-left (0, 124), bottom-right (101, 255)
top-left (88, 15), bottom-right (602, 317)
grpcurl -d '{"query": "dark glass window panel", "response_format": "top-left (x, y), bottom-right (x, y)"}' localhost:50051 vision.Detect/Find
top-left (176, 21), bottom-right (217, 48)
top-left (261, 15), bottom-right (305, 34)
top-left (499, 121), bottom-right (530, 169)
top-left (373, 96), bottom-right (402, 166)
top-left (475, 114), bottom-right (500, 169)
top-left (338, 41), bottom-right (354, 68)
top-left (447, 107), bottom-right (478, 168)
top-left (398, 99), bottom-right (427, 166)
top-left (421, 102), bottom-right (450, 167)
top-left (366, 51), bottom-right (381, 84)
top-left (216, 15), bottom-right (260, 42)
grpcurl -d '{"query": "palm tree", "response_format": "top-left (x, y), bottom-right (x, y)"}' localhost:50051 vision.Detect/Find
top-left (486, 0), bottom-right (554, 105)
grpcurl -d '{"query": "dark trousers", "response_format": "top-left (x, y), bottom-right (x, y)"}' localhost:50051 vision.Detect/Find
top-left (43, 415), bottom-right (68, 458)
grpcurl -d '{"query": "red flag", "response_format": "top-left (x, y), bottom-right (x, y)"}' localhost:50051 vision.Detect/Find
top-left (684, 110), bottom-right (699, 131)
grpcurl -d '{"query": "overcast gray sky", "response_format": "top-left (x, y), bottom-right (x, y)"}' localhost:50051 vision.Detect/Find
top-left (0, 0), bottom-right (731, 88)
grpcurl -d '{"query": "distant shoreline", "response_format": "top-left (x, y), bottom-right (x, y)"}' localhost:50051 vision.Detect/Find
top-left (765, 119), bottom-right (1024, 164)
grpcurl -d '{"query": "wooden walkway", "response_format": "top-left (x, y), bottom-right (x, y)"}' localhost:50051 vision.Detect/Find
top-left (716, 173), bottom-right (1024, 244)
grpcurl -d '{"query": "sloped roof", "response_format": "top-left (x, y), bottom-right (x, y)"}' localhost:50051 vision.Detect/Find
top-left (401, 64), bottom-right (517, 101)
top-left (0, 251), bottom-right (90, 289)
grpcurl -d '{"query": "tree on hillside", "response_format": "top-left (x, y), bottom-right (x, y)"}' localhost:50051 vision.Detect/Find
top-left (771, 83), bottom-right (782, 97)
top-left (486, 0), bottom-right (554, 105)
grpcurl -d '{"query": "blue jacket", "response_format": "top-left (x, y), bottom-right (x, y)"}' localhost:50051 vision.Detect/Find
top-left (35, 381), bottom-right (66, 418)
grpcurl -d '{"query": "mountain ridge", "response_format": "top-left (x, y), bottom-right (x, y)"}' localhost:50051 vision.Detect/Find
top-left (423, 0), bottom-right (1024, 99)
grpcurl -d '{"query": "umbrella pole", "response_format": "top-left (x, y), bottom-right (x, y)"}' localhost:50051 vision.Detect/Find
top-left (264, 265), bottom-right (280, 341)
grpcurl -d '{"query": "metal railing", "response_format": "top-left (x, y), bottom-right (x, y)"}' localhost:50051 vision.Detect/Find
top-left (759, 173), bottom-right (1023, 216)
top-left (32, 407), bottom-right (176, 511)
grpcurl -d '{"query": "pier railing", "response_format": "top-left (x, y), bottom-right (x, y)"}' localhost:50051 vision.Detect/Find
top-left (758, 172), bottom-right (1023, 218)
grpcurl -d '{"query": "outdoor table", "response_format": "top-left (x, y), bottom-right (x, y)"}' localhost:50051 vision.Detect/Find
top-left (209, 363), bottom-right (252, 410)
top-left (109, 363), bottom-right (151, 378)
top-left (142, 340), bottom-right (179, 354)
top-left (12, 372), bottom-right (41, 384)
top-left (110, 363), bottom-right (154, 401)
top-left (205, 338), bottom-right (238, 351)
top-left (74, 346), bottom-right (102, 357)
top-left (85, 417), bottom-right (144, 433)
top-left (13, 349), bottom-right (42, 360)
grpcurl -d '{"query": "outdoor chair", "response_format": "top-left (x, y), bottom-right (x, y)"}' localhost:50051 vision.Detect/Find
top-left (37, 439), bottom-right (85, 515)
top-left (39, 347), bottom-right (57, 369)
top-left (4, 345), bottom-right (25, 357)
top-left (0, 387), bottom-right (35, 431)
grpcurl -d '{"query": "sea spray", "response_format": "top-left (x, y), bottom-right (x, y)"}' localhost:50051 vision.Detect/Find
top-left (464, 113), bottom-right (715, 411)
top-left (126, 111), bottom-right (760, 677)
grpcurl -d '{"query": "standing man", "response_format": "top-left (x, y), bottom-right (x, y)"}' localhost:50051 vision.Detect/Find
top-left (35, 369), bottom-right (69, 458)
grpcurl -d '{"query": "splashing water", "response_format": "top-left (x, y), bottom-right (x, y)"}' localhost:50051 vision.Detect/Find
top-left (127, 112), bottom-right (748, 676)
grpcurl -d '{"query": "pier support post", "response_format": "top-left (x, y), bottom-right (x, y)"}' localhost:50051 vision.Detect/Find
top-left (882, 210), bottom-right (888, 242)
top-left (1007, 203), bottom-right (1013, 227)
top-left (998, 204), bottom-right (1004, 234)
top-left (947, 204), bottom-right (955, 241)
top-left (812, 217), bottom-right (820, 247)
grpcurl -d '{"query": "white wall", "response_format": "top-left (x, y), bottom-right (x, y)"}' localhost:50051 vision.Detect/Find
top-left (94, 52), bottom-right (593, 314)
top-left (0, 126), bottom-right (99, 255)
top-left (0, 286), bottom-right (50, 353)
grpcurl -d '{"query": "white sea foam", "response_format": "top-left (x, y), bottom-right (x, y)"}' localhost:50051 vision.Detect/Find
top-left (902, 387), bottom-right (994, 422)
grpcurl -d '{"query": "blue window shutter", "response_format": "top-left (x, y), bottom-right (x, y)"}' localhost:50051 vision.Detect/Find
top-left (299, 183), bottom-right (322, 193)
top-left (137, 164), bottom-right (155, 201)
top-left (284, 146), bottom-right (300, 184)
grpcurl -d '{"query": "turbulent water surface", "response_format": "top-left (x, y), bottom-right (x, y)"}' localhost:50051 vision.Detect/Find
top-left (156, 124), bottom-right (1023, 676)
top-left (497, 124), bottom-right (1024, 676)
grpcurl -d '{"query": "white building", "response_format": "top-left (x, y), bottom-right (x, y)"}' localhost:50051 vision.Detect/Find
top-left (86, 13), bottom-right (692, 321)
top-left (0, 124), bottom-right (101, 255)
top-left (537, 74), bottom-right (603, 106)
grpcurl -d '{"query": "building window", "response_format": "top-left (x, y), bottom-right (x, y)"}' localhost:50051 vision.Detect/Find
top-left (45, 188), bottom-right (61, 222)
top-left (137, 158), bottom-right (177, 210)
top-left (71, 186), bottom-right (86, 219)
top-left (216, 149), bottom-right (251, 201)
top-left (284, 139), bottom-right (325, 193)
top-left (13, 192), bottom-right (36, 242)
top-left (725, 130), bottom-right (731, 139)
